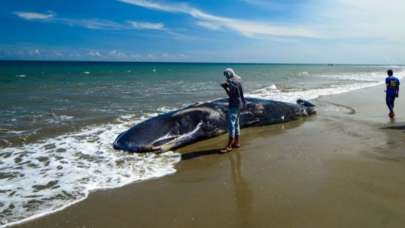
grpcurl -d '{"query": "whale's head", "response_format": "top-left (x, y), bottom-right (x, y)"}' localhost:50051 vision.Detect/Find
top-left (113, 104), bottom-right (226, 153)
top-left (296, 99), bottom-right (316, 115)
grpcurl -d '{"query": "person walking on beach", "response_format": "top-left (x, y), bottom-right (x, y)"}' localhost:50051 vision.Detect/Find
top-left (385, 69), bottom-right (400, 118)
top-left (220, 68), bottom-right (246, 153)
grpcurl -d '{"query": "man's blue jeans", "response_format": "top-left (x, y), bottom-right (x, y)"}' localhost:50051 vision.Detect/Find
top-left (227, 107), bottom-right (240, 138)
top-left (386, 94), bottom-right (396, 113)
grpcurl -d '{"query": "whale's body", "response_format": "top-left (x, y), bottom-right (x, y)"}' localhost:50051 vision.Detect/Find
top-left (113, 98), bottom-right (315, 153)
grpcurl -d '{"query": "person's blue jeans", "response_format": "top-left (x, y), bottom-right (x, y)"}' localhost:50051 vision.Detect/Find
top-left (386, 94), bottom-right (396, 113)
top-left (227, 107), bottom-right (240, 138)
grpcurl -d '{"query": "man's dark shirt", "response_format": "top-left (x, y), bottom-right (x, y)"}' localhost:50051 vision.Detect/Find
top-left (386, 76), bottom-right (400, 97)
top-left (225, 78), bottom-right (246, 109)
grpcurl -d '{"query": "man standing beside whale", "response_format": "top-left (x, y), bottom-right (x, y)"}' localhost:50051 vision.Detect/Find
top-left (220, 68), bottom-right (246, 153)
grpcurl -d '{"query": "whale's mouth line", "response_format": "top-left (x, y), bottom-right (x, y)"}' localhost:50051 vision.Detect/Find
top-left (152, 134), bottom-right (177, 147)
top-left (151, 121), bottom-right (204, 152)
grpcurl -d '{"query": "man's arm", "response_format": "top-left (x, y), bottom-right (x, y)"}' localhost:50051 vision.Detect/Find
top-left (396, 79), bottom-right (400, 97)
top-left (221, 83), bottom-right (230, 96)
top-left (239, 85), bottom-right (246, 107)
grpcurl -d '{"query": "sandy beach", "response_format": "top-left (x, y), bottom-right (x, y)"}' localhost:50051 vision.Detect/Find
top-left (15, 84), bottom-right (405, 228)
top-left (3, 0), bottom-right (405, 226)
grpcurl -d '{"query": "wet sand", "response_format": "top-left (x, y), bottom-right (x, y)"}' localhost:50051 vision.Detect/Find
top-left (17, 85), bottom-right (405, 228)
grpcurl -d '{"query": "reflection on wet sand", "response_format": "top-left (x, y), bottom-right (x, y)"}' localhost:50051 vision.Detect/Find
top-left (228, 151), bottom-right (254, 227)
top-left (375, 123), bottom-right (405, 161)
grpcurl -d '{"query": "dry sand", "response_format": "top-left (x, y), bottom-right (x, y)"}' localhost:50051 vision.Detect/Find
top-left (17, 85), bottom-right (405, 228)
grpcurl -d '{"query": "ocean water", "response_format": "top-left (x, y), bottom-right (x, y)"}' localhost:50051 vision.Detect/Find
top-left (0, 61), bottom-right (403, 226)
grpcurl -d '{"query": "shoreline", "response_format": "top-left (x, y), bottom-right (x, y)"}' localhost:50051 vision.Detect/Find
top-left (12, 82), bottom-right (405, 228)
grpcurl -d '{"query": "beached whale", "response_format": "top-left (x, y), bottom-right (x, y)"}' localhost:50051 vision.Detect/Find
top-left (113, 98), bottom-right (316, 153)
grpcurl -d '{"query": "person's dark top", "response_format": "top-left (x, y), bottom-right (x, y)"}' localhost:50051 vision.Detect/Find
top-left (224, 77), bottom-right (246, 109)
top-left (386, 76), bottom-right (400, 97)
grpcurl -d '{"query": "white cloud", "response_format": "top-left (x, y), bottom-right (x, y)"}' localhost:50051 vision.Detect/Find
top-left (314, 0), bottom-right (405, 42)
top-left (14, 11), bottom-right (54, 20)
top-left (118, 0), bottom-right (318, 38)
top-left (88, 50), bottom-right (102, 57)
top-left (128, 21), bottom-right (164, 30)
top-left (195, 21), bottom-right (221, 30)
top-left (60, 18), bottom-right (124, 30)
top-left (118, 0), bottom-right (405, 43)
top-left (108, 49), bottom-right (128, 58)
top-left (14, 11), bottom-right (124, 30)
top-left (13, 11), bottom-right (167, 32)
top-left (31, 49), bottom-right (41, 55)
top-left (240, 0), bottom-right (302, 11)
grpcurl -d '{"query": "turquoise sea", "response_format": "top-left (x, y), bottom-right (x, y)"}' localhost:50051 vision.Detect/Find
top-left (0, 61), bottom-right (403, 226)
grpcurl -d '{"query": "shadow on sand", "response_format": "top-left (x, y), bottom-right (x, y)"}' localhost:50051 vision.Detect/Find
top-left (384, 125), bottom-right (405, 130)
top-left (181, 149), bottom-right (223, 161)
top-left (382, 123), bottom-right (405, 132)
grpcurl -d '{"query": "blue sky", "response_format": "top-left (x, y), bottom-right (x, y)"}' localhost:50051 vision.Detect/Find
top-left (1, 0), bottom-right (404, 64)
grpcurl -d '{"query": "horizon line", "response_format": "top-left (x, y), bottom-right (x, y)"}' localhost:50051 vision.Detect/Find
top-left (0, 59), bottom-right (403, 66)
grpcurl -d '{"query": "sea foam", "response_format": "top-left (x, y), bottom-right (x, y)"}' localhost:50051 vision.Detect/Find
top-left (0, 114), bottom-right (181, 227)
top-left (249, 69), bottom-right (404, 102)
